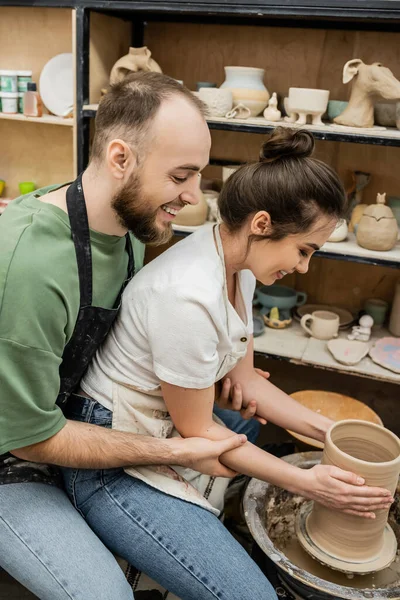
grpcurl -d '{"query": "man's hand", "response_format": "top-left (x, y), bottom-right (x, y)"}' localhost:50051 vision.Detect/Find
top-left (173, 433), bottom-right (248, 477)
top-left (215, 368), bottom-right (270, 424)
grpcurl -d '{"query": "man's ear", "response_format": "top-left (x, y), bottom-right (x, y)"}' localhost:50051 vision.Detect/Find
top-left (106, 139), bottom-right (138, 180)
top-left (251, 211), bottom-right (272, 236)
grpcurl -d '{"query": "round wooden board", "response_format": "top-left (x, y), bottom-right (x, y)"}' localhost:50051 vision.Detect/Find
top-left (287, 390), bottom-right (383, 449)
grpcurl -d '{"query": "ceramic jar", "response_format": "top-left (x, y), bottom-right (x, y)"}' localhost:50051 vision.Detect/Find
top-left (356, 193), bottom-right (398, 251)
top-left (305, 420), bottom-right (400, 573)
top-left (173, 193), bottom-right (209, 226)
top-left (220, 66), bottom-right (269, 117)
top-left (389, 279), bottom-right (400, 337)
top-left (198, 88), bottom-right (233, 117)
top-left (109, 47), bottom-right (162, 85)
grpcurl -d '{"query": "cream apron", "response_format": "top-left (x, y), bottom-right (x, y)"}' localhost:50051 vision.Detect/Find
top-left (111, 225), bottom-right (250, 516)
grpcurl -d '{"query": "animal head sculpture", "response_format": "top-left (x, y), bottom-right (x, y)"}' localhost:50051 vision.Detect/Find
top-left (334, 59), bottom-right (400, 128)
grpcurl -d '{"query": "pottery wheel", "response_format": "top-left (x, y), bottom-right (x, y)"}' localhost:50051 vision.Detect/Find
top-left (295, 502), bottom-right (398, 575)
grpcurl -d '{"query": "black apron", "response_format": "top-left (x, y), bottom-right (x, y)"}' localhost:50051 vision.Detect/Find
top-left (0, 175), bottom-right (134, 485)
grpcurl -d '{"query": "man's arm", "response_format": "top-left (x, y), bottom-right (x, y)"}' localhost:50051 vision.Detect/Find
top-left (11, 419), bottom-right (247, 477)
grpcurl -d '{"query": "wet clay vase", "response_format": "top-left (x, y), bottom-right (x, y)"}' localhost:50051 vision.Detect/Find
top-left (298, 420), bottom-right (400, 574)
top-left (220, 66), bottom-right (269, 117)
top-left (110, 47), bottom-right (162, 85)
top-left (173, 193), bottom-right (208, 226)
top-left (357, 193), bottom-right (398, 251)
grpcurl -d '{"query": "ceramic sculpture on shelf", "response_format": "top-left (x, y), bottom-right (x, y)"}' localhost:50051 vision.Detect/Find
top-left (284, 88), bottom-right (330, 126)
top-left (198, 88), bottom-right (233, 117)
top-left (327, 218), bottom-right (348, 242)
top-left (333, 59), bottom-right (400, 128)
top-left (348, 315), bottom-right (374, 342)
top-left (110, 47), bottom-right (162, 85)
top-left (263, 92), bottom-right (281, 121)
top-left (220, 66), bottom-right (269, 117)
top-left (173, 192), bottom-right (208, 227)
top-left (356, 192), bottom-right (398, 251)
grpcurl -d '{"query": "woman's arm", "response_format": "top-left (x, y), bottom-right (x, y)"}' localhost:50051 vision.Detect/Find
top-left (227, 337), bottom-right (332, 443)
top-left (161, 381), bottom-right (393, 518)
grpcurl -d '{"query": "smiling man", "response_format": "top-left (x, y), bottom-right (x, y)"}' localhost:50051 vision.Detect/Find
top-left (0, 73), bottom-right (257, 600)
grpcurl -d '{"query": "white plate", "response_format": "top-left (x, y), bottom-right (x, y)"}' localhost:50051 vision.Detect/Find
top-left (39, 53), bottom-right (73, 117)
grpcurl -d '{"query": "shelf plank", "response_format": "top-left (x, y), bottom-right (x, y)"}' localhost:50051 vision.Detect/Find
top-left (254, 321), bottom-right (400, 384)
top-left (83, 104), bottom-right (400, 147)
top-left (172, 224), bottom-right (400, 268)
top-left (0, 113), bottom-right (74, 127)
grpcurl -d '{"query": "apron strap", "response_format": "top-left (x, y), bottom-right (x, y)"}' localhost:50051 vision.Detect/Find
top-left (66, 175), bottom-right (93, 307)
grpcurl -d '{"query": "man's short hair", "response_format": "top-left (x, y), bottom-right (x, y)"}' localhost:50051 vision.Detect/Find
top-left (90, 72), bottom-right (206, 162)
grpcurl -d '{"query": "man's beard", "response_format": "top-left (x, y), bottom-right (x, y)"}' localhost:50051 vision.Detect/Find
top-left (111, 172), bottom-right (173, 246)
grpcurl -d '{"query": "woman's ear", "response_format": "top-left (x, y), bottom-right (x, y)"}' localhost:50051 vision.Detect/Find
top-left (251, 211), bottom-right (272, 236)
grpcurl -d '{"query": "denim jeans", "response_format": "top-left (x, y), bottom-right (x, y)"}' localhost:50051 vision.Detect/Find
top-left (0, 482), bottom-right (133, 600)
top-left (62, 398), bottom-right (276, 600)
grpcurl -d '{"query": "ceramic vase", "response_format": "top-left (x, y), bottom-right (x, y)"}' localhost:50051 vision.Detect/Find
top-left (389, 279), bottom-right (400, 337)
top-left (220, 66), bottom-right (269, 117)
top-left (109, 47), bottom-right (162, 85)
top-left (173, 193), bottom-right (208, 226)
top-left (305, 420), bottom-right (400, 573)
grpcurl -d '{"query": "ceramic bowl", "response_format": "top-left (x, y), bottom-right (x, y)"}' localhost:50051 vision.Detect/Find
top-left (288, 88), bottom-right (329, 114)
top-left (198, 88), bottom-right (233, 117)
top-left (255, 285), bottom-right (307, 310)
top-left (326, 100), bottom-right (348, 121)
top-left (374, 101), bottom-right (398, 127)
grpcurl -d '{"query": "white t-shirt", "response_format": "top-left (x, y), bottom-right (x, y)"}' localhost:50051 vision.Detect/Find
top-left (81, 224), bottom-right (256, 410)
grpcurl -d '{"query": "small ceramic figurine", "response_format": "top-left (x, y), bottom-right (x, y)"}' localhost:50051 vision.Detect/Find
top-left (225, 103), bottom-right (251, 119)
top-left (348, 314), bottom-right (374, 342)
top-left (263, 92), bottom-right (281, 121)
top-left (334, 59), bottom-right (400, 128)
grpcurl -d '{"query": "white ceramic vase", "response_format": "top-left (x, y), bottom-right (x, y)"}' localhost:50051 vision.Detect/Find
top-left (220, 66), bottom-right (269, 117)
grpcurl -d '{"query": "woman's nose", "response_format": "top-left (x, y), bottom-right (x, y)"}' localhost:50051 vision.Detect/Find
top-left (296, 258), bottom-right (310, 274)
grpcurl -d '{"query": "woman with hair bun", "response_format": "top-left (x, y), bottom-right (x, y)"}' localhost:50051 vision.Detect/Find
top-left (71, 128), bottom-right (393, 599)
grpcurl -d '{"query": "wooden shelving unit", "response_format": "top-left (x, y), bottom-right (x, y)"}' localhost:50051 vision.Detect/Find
top-left (253, 321), bottom-right (400, 385)
top-left (0, 6), bottom-right (76, 198)
top-left (0, 113), bottom-right (73, 126)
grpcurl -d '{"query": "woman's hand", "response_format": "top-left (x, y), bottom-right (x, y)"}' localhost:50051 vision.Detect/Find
top-left (298, 464), bottom-right (394, 519)
top-left (216, 369), bottom-right (270, 424)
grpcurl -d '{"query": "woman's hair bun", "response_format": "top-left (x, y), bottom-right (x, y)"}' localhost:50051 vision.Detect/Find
top-left (259, 128), bottom-right (315, 163)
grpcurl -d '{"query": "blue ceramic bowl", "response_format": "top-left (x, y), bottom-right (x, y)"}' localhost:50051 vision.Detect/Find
top-left (255, 285), bottom-right (307, 310)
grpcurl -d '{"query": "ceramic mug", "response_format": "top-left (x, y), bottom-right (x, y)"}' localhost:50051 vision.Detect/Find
top-left (300, 310), bottom-right (339, 340)
top-left (364, 298), bottom-right (389, 327)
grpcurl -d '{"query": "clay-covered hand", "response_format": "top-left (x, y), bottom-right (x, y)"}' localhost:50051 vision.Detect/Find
top-left (176, 433), bottom-right (247, 477)
top-left (299, 464), bottom-right (394, 519)
top-left (216, 371), bottom-right (269, 424)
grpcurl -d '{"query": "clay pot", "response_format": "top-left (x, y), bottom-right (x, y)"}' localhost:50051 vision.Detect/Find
top-left (198, 87), bottom-right (233, 117)
top-left (305, 420), bottom-right (400, 573)
top-left (285, 88), bottom-right (330, 126)
top-left (220, 66), bottom-right (269, 117)
top-left (173, 193), bottom-right (208, 226)
top-left (109, 47), bottom-right (162, 85)
top-left (357, 193), bottom-right (398, 251)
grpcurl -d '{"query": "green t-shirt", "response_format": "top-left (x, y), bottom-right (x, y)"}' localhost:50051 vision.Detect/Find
top-left (0, 184), bottom-right (145, 454)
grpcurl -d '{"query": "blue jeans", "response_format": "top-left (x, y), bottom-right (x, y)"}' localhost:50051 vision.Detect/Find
top-left (0, 483), bottom-right (132, 600)
top-left (62, 398), bottom-right (276, 600)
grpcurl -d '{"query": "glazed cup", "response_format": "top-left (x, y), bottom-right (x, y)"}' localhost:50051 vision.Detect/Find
top-left (306, 420), bottom-right (400, 566)
top-left (364, 298), bottom-right (389, 327)
top-left (300, 310), bottom-right (339, 340)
